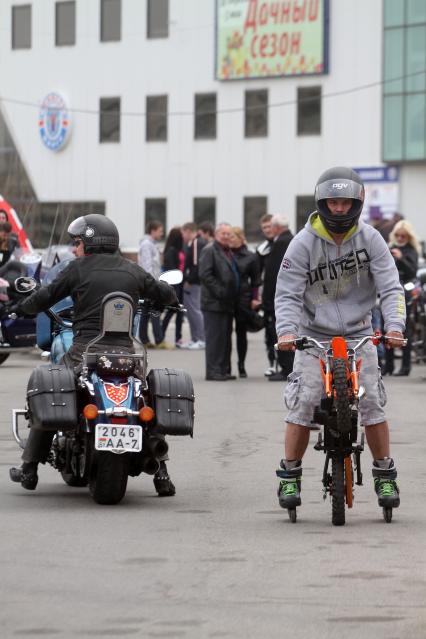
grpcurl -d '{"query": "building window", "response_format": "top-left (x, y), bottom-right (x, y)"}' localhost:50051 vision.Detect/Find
top-left (244, 196), bottom-right (267, 242)
top-left (297, 87), bottom-right (321, 136)
top-left (383, 0), bottom-right (426, 161)
top-left (296, 195), bottom-right (316, 232)
top-left (145, 198), bottom-right (167, 231)
top-left (194, 94), bottom-right (217, 140)
top-left (12, 5), bottom-right (31, 49)
top-left (56, 1), bottom-right (76, 46)
top-left (146, 96), bottom-right (168, 142)
top-left (147, 0), bottom-right (168, 38)
top-left (99, 97), bottom-right (121, 143)
top-left (193, 198), bottom-right (216, 226)
top-left (245, 90), bottom-right (268, 138)
top-left (101, 0), bottom-right (121, 42)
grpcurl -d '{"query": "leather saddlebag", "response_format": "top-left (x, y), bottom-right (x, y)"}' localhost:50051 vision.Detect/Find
top-left (147, 368), bottom-right (194, 436)
top-left (27, 364), bottom-right (78, 431)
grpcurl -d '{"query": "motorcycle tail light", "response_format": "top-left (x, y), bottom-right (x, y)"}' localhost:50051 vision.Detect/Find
top-left (139, 406), bottom-right (155, 422)
top-left (83, 404), bottom-right (99, 420)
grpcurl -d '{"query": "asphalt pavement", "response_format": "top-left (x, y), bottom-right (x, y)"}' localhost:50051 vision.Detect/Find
top-left (1, 331), bottom-right (426, 639)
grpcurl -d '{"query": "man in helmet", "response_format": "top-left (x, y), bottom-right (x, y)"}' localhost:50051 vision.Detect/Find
top-left (9, 214), bottom-right (179, 495)
top-left (274, 167), bottom-right (406, 513)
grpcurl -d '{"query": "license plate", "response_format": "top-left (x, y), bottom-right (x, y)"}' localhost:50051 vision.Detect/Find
top-left (95, 424), bottom-right (142, 452)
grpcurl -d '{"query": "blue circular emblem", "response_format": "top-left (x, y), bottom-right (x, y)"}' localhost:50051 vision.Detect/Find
top-left (39, 92), bottom-right (71, 151)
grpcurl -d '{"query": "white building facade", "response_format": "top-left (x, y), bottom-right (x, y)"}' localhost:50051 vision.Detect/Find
top-left (1, 0), bottom-right (425, 251)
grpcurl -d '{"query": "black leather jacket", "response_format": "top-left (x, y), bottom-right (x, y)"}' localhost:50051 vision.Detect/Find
top-left (232, 245), bottom-right (261, 317)
top-left (262, 229), bottom-right (293, 312)
top-left (19, 251), bottom-right (177, 337)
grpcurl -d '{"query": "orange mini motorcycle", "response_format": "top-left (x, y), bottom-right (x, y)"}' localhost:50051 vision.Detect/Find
top-left (285, 333), bottom-right (404, 526)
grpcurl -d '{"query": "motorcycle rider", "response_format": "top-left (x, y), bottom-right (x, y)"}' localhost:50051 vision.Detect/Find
top-left (275, 167), bottom-right (406, 512)
top-left (8, 214), bottom-right (178, 494)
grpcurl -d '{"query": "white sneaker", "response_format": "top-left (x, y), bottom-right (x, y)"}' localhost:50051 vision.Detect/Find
top-left (178, 341), bottom-right (195, 349)
top-left (187, 340), bottom-right (205, 350)
top-left (264, 367), bottom-right (275, 377)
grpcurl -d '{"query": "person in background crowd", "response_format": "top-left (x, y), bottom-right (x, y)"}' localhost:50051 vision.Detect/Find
top-left (197, 221), bottom-right (215, 243)
top-left (199, 223), bottom-right (238, 381)
top-left (180, 222), bottom-right (207, 350)
top-left (256, 213), bottom-right (275, 376)
top-left (138, 220), bottom-right (170, 349)
top-left (373, 212), bottom-right (404, 244)
top-left (229, 227), bottom-right (261, 378)
top-left (262, 215), bottom-right (294, 381)
top-left (161, 227), bottom-right (185, 347)
top-left (256, 213), bottom-right (275, 273)
top-left (0, 222), bottom-right (16, 267)
top-left (383, 220), bottom-right (419, 377)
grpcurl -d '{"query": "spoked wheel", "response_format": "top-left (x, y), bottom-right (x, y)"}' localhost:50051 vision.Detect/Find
top-left (333, 358), bottom-right (352, 433)
top-left (383, 507), bottom-right (393, 523)
top-left (0, 353), bottom-right (10, 365)
top-left (331, 456), bottom-right (346, 526)
top-left (288, 508), bottom-right (297, 523)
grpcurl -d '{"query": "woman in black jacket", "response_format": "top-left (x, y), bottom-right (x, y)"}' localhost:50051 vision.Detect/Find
top-left (384, 220), bottom-right (419, 376)
top-left (161, 227), bottom-right (185, 346)
top-left (229, 227), bottom-right (261, 377)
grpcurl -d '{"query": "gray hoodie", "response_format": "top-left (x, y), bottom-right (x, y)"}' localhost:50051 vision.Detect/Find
top-left (275, 213), bottom-right (406, 339)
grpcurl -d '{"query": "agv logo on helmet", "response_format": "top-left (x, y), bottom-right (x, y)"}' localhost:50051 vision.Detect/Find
top-left (332, 183), bottom-right (348, 189)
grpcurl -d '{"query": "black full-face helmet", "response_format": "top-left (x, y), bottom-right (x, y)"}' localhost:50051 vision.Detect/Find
top-left (315, 167), bottom-right (365, 234)
top-left (67, 214), bottom-right (119, 253)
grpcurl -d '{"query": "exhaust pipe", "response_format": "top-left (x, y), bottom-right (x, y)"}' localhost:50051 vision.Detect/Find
top-left (146, 436), bottom-right (168, 459)
top-left (142, 456), bottom-right (160, 475)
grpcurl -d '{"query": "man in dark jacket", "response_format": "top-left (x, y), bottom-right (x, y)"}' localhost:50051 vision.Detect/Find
top-left (262, 215), bottom-right (294, 381)
top-left (9, 214), bottom-right (178, 494)
top-left (199, 223), bottom-right (239, 380)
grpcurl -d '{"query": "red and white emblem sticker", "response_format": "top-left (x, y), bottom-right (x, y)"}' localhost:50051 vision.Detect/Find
top-left (104, 383), bottom-right (129, 405)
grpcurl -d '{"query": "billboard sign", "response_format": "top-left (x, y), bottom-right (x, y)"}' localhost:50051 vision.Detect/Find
top-left (216, 0), bottom-right (329, 80)
top-left (353, 166), bottom-right (400, 222)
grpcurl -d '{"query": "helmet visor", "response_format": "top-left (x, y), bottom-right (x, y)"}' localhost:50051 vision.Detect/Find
top-left (67, 216), bottom-right (87, 238)
top-left (315, 179), bottom-right (364, 202)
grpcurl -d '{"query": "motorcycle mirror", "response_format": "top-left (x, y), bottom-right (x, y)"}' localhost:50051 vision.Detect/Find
top-left (404, 281), bottom-right (415, 292)
top-left (14, 276), bottom-right (38, 294)
top-left (159, 269), bottom-right (183, 286)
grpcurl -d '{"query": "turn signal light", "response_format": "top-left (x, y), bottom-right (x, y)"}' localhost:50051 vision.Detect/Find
top-left (139, 406), bottom-right (155, 422)
top-left (83, 404), bottom-right (99, 420)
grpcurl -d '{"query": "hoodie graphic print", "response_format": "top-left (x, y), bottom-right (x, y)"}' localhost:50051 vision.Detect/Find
top-left (275, 213), bottom-right (406, 339)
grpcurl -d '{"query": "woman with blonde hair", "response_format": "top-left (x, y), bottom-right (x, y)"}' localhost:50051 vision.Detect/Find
top-left (228, 226), bottom-right (261, 377)
top-left (384, 220), bottom-right (419, 376)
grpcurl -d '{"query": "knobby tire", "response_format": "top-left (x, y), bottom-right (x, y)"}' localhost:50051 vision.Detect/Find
top-left (344, 456), bottom-right (353, 508)
top-left (331, 456), bottom-right (346, 526)
top-left (333, 358), bottom-right (352, 434)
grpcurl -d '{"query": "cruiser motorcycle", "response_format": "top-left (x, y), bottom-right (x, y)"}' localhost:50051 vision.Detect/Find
top-left (12, 270), bottom-right (194, 505)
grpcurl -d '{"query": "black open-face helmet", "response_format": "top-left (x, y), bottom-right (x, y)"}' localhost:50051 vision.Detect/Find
top-left (315, 167), bottom-right (365, 234)
top-left (67, 214), bottom-right (119, 253)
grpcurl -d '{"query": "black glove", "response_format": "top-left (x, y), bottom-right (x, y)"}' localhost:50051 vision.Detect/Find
top-left (7, 302), bottom-right (23, 317)
top-left (0, 301), bottom-right (19, 319)
top-left (157, 281), bottom-right (179, 307)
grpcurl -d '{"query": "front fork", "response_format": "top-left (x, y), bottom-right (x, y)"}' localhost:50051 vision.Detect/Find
top-left (314, 430), bottom-right (365, 499)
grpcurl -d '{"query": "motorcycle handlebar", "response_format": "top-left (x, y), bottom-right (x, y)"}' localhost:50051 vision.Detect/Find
top-left (275, 334), bottom-right (408, 352)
